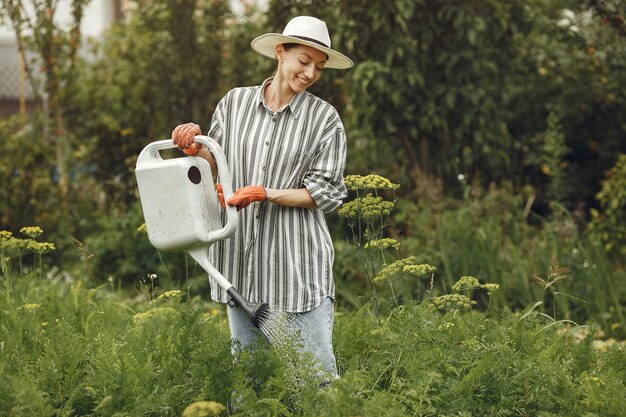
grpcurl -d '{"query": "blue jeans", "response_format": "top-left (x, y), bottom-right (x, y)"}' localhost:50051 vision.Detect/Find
top-left (227, 297), bottom-right (338, 379)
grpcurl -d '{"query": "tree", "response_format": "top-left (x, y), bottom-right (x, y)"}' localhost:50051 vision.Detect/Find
top-left (1, 0), bottom-right (89, 212)
top-left (63, 0), bottom-right (232, 208)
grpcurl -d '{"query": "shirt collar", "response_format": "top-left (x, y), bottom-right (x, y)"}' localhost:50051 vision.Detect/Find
top-left (257, 77), bottom-right (307, 119)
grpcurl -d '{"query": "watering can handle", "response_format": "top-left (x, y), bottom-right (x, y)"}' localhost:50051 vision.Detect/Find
top-left (194, 135), bottom-right (238, 243)
top-left (136, 137), bottom-right (237, 243)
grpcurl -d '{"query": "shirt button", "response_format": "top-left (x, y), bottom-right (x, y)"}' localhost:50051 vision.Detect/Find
top-left (261, 166), bottom-right (267, 171)
top-left (265, 141), bottom-right (270, 146)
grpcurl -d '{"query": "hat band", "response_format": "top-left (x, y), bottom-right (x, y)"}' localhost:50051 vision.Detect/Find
top-left (287, 34), bottom-right (329, 49)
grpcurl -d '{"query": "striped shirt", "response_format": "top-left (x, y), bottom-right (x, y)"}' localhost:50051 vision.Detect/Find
top-left (206, 78), bottom-right (348, 313)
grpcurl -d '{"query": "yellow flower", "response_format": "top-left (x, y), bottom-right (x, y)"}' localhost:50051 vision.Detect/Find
top-left (20, 226), bottom-right (43, 238)
top-left (344, 174), bottom-right (400, 190)
top-left (0, 233), bottom-right (21, 251)
top-left (452, 276), bottom-right (500, 293)
top-left (338, 194), bottom-right (394, 219)
top-left (404, 264), bottom-right (437, 276)
top-left (132, 307), bottom-right (179, 322)
top-left (373, 256), bottom-right (422, 284)
top-left (364, 238), bottom-right (400, 251)
top-left (452, 276), bottom-right (481, 292)
top-left (437, 322), bottom-right (454, 331)
top-left (181, 401), bottom-right (226, 417)
top-left (157, 290), bottom-right (181, 300)
top-left (0, 230), bottom-right (13, 241)
top-left (18, 303), bottom-right (41, 311)
top-left (430, 294), bottom-right (476, 312)
top-left (137, 223), bottom-right (147, 234)
top-left (481, 283), bottom-right (500, 291)
top-left (25, 240), bottom-right (56, 254)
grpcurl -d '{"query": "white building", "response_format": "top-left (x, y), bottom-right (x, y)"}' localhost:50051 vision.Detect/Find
top-left (0, 0), bottom-right (123, 116)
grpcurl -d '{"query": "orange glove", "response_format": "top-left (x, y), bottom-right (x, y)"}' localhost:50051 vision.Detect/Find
top-left (215, 183), bottom-right (225, 209)
top-left (172, 122), bottom-right (203, 155)
top-left (227, 185), bottom-right (267, 210)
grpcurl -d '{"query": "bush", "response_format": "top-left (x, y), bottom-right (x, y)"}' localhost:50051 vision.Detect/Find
top-left (587, 154), bottom-right (626, 255)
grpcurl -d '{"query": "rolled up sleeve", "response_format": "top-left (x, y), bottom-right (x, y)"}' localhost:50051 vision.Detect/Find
top-left (302, 119), bottom-right (348, 213)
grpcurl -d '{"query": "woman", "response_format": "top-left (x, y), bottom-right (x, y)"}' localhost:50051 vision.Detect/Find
top-left (172, 16), bottom-right (353, 379)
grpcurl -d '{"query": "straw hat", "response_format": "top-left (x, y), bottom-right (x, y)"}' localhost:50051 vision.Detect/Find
top-left (251, 16), bottom-right (354, 70)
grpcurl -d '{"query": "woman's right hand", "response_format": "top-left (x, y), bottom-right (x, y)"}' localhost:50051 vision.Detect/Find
top-left (171, 122), bottom-right (202, 155)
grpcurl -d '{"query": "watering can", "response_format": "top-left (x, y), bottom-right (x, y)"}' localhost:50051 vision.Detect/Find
top-left (135, 136), bottom-right (269, 326)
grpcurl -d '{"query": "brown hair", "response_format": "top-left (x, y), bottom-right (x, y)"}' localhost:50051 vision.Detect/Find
top-left (271, 43), bottom-right (299, 76)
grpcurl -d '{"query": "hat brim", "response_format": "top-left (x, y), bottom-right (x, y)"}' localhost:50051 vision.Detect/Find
top-left (251, 33), bottom-right (354, 70)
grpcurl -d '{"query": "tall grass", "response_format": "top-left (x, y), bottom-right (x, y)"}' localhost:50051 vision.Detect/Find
top-left (336, 182), bottom-right (626, 338)
top-left (2, 182), bottom-right (625, 416)
top-left (1, 271), bottom-right (625, 416)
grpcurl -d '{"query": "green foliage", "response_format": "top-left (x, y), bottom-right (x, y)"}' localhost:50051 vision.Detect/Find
top-left (82, 201), bottom-right (181, 287)
top-left (539, 110), bottom-right (571, 203)
top-left (0, 115), bottom-right (57, 230)
top-left (509, 2), bottom-right (626, 207)
top-left (338, 174), bottom-right (417, 317)
top-left (0, 113), bottom-right (104, 266)
top-left (443, 187), bottom-right (625, 335)
top-left (64, 0), bottom-right (233, 207)
top-left (335, 177), bottom-right (626, 337)
top-left (587, 154), bottom-right (626, 255)
top-left (334, 0), bottom-right (529, 187)
top-left (1, 258), bottom-right (625, 416)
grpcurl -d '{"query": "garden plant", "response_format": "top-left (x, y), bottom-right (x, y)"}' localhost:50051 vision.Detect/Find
top-left (1, 0), bottom-right (625, 416)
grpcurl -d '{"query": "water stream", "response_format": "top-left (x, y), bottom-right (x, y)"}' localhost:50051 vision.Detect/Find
top-left (256, 308), bottom-right (311, 347)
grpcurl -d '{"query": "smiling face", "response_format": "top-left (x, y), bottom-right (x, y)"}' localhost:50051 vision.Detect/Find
top-left (275, 43), bottom-right (327, 94)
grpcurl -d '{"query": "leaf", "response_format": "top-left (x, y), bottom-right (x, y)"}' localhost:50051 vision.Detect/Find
top-left (536, 319), bottom-right (581, 335)
top-left (519, 301), bottom-right (543, 320)
top-left (553, 292), bottom-right (590, 304)
top-left (445, 91), bottom-right (456, 109)
top-left (468, 29), bottom-right (477, 45)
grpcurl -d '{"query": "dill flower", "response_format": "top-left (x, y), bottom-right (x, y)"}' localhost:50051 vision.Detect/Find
top-left (437, 322), bottom-right (454, 331)
top-left (373, 256), bottom-right (418, 284)
top-left (404, 263), bottom-right (437, 276)
top-left (181, 401), bottom-right (226, 417)
top-left (24, 240), bottom-right (56, 254)
top-left (462, 338), bottom-right (482, 349)
top-left (338, 194), bottom-right (394, 219)
top-left (452, 276), bottom-right (481, 292)
top-left (157, 290), bottom-right (181, 300)
top-left (481, 283), bottom-right (500, 292)
top-left (0, 231), bottom-right (22, 252)
top-left (452, 276), bottom-right (500, 293)
top-left (344, 174), bottom-right (400, 190)
top-left (364, 238), bottom-right (400, 251)
top-left (430, 294), bottom-right (476, 312)
top-left (20, 226), bottom-right (43, 238)
top-left (18, 303), bottom-right (41, 311)
top-left (132, 307), bottom-right (179, 322)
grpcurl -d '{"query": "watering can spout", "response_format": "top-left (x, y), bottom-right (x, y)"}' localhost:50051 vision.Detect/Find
top-left (227, 287), bottom-right (270, 328)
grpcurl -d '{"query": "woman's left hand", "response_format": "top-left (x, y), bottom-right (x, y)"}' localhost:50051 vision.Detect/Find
top-left (227, 185), bottom-right (267, 210)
